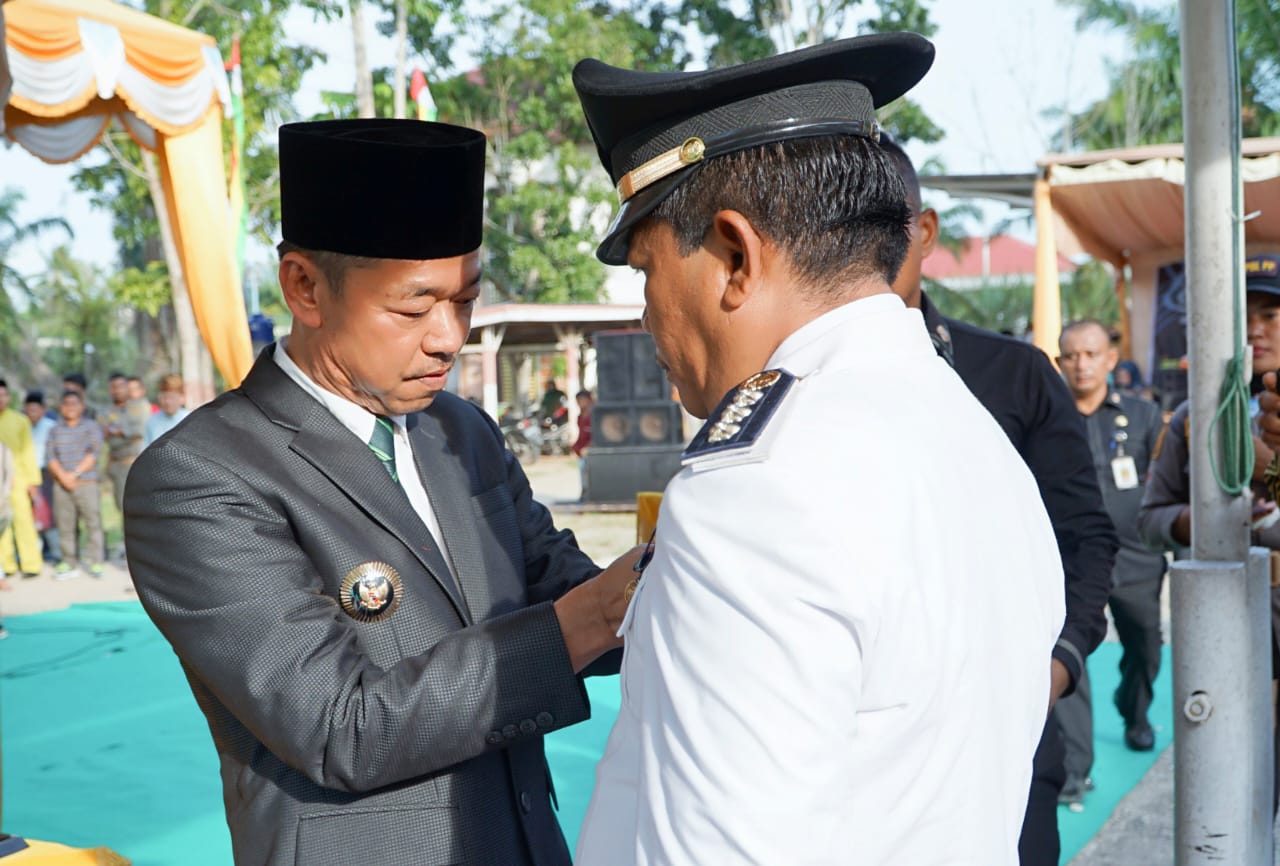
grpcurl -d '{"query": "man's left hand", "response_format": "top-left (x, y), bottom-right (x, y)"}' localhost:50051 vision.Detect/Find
top-left (1048, 658), bottom-right (1071, 711)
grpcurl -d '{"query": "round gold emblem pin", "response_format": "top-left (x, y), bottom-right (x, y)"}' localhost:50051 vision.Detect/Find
top-left (340, 562), bottom-right (403, 622)
top-left (1116, 415), bottom-right (1129, 428)
top-left (679, 137), bottom-right (706, 165)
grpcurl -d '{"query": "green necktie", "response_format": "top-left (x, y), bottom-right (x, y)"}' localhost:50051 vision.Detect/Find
top-left (369, 416), bottom-right (399, 484)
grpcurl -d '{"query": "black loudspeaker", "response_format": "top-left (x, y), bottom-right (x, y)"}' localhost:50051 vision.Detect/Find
top-left (595, 330), bottom-right (668, 403)
top-left (593, 404), bottom-right (684, 447)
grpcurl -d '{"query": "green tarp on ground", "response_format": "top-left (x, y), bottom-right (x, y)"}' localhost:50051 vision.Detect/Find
top-left (0, 602), bottom-right (1170, 864)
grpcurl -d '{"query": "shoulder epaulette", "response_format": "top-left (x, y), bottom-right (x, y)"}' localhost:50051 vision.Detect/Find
top-left (681, 369), bottom-right (797, 471)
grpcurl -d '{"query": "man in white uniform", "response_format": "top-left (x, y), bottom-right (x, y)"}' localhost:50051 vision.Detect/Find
top-left (572, 33), bottom-right (1066, 865)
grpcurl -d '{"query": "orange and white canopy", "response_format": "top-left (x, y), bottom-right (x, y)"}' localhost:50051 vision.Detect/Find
top-left (1, 0), bottom-right (252, 387)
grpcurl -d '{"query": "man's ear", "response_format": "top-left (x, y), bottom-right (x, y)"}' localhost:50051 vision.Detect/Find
top-left (703, 209), bottom-right (766, 313)
top-left (918, 207), bottom-right (940, 261)
top-left (279, 252), bottom-right (326, 329)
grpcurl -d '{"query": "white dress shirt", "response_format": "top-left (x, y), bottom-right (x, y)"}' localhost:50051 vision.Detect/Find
top-left (273, 341), bottom-right (457, 578)
top-left (576, 293), bottom-right (1065, 865)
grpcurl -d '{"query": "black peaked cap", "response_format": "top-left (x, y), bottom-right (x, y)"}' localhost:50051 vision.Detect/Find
top-left (573, 32), bottom-right (935, 265)
top-left (1247, 253), bottom-right (1280, 297)
top-left (279, 119), bottom-right (486, 260)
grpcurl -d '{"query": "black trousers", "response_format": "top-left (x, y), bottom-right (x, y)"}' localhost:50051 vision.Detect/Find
top-left (1110, 575), bottom-right (1164, 727)
top-left (1018, 715), bottom-right (1065, 866)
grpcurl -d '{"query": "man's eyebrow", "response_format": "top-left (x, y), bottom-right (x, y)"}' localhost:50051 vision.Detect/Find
top-left (402, 271), bottom-right (483, 298)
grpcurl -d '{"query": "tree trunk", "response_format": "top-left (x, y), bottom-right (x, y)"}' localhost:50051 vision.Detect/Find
top-left (351, 0), bottom-right (376, 118)
top-left (393, 0), bottom-right (408, 118)
top-left (141, 150), bottom-right (215, 407)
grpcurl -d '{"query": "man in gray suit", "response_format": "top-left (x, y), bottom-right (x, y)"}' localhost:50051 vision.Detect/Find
top-left (124, 119), bottom-right (636, 866)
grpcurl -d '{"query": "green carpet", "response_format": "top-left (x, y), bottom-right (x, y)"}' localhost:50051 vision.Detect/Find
top-left (1058, 642), bottom-right (1173, 864)
top-left (0, 602), bottom-right (1166, 864)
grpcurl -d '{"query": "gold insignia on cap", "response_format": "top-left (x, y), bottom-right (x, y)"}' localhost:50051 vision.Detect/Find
top-left (617, 136), bottom-right (707, 203)
top-left (340, 562), bottom-right (402, 622)
top-left (708, 370), bottom-right (782, 443)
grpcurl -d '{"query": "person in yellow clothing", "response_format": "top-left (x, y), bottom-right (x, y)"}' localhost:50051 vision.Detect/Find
top-left (0, 380), bottom-right (42, 578)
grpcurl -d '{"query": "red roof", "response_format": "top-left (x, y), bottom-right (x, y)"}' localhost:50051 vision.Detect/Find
top-left (922, 235), bottom-right (1076, 281)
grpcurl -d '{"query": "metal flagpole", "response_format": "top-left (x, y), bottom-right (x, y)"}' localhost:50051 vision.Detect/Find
top-left (1174, 0), bottom-right (1273, 862)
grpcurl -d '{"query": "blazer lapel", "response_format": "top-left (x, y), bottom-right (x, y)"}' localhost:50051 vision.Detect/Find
top-left (240, 347), bottom-right (472, 624)
top-left (406, 415), bottom-right (494, 621)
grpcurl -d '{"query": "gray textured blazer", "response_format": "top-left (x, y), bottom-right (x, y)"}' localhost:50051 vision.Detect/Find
top-left (124, 347), bottom-right (605, 866)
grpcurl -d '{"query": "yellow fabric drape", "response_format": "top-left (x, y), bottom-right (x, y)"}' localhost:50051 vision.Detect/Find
top-left (1032, 175), bottom-right (1063, 359)
top-left (156, 112), bottom-right (253, 386)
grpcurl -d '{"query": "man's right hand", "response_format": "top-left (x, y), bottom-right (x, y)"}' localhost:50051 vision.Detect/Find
top-left (1259, 372), bottom-right (1280, 451)
top-left (554, 543), bottom-right (649, 673)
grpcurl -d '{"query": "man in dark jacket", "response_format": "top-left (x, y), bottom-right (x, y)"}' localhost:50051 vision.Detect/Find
top-left (125, 119), bottom-right (636, 866)
top-left (885, 139), bottom-right (1118, 866)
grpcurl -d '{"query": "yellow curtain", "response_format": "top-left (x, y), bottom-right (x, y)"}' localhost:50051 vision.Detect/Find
top-left (156, 111), bottom-right (253, 386)
top-left (1032, 175), bottom-right (1063, 359)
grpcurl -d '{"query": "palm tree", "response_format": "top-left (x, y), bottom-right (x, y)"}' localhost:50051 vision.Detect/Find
top-left (0, 187), bottom-right (72, 372)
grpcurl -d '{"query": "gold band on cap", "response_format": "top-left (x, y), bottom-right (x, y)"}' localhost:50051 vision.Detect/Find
top-left (616, 137), bottom-right (706, 203)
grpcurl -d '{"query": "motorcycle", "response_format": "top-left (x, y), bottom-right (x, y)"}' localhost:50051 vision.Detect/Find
top-left (539, 405), bottom-right (572, 456)
top-left (500, 410), bottom-right (542, 466)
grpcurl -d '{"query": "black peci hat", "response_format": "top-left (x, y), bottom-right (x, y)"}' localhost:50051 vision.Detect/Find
top-left (1247, 254), bottom-right (1280, 298)
top-left (278, 119), bottom-right (486, 260)
top-left (573, 32), bottom-right (935, 265)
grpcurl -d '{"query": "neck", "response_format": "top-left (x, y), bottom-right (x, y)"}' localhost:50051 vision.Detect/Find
top-left (1075, 387), bottom-right (1109, 416)
top-left (284, 330), bottom-right (381, 415)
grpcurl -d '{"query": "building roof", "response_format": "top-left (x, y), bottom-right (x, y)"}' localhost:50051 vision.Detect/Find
top-left (923, 235), bottom-right (1076, 282)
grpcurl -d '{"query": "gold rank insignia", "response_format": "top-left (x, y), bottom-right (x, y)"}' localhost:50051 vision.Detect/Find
top-left (340, 562), bottom-right (403, 622)
top-left (682, 368), bottom-right (797, 467)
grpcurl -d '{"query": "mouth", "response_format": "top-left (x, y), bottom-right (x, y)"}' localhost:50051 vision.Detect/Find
top-left (410, 366), bottom-right (452, 385)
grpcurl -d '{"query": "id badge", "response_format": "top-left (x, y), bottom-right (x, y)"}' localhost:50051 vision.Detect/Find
top-left (1112, 455), bottom-right (1139, 490)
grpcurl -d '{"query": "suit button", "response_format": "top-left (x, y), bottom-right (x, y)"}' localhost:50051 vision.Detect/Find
top-left (519, 718), bottom-right (537, 735)
top-left (535, 711), bottom-right (554, 728)
top-left (520, 791), bottom-right (533, 813)
top-left (485, 731), bottom-right (503, 745)
top-left (502, 724), bottom-right (518, 740)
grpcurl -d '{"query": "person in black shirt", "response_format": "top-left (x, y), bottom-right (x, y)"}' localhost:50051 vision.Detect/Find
top-left (884, 138), bottom-right (1118, 866)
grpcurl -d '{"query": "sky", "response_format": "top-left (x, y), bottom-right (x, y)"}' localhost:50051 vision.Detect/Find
top-left (0, 0), bottom-right (1134, 280)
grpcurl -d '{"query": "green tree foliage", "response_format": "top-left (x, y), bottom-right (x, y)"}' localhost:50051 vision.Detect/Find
top-left (927, 278), bottom-right (1034, 336)
top-left (679, 0), bottom-right (944, 144)
top-left (28, 246), bottom-right (137, 383)
top-left (0, 188), bottom-right (72, 372)
top-left (1058, 0), bottom-right (1280, 149)
top-left (430, 0), bottom-right (682, 303)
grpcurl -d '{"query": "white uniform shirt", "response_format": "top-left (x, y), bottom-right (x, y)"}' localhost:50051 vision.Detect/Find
top-left (576, 294), bottom-right (1065, 865)
top-left (273, 341), bottom-right (458, 577)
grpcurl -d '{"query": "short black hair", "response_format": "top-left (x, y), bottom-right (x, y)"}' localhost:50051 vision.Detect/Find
top-left (647, 134), bottom-right (911, 293)
top-left (24, 390), bottom-right (44, 406)
top-left (1059, 318), bottom-right (1113, 351)
top-left (0, 379), bottom-right (7, 391)
top-left (62, 372), bottom-right (87, 389)
top-left (61, 389), bottom-right (84, 403)
top-left (277, 240), bottom-right (380, 294)
top-left (108, 371), bottom-right (126, 382)
top-left (576, 389), bottom-right (593, 399)
top-left (878, 136), bottom-right (921, 215)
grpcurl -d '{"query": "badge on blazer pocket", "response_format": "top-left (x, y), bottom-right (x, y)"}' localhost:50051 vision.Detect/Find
top-left (340, 562), bottom-right (403, 622)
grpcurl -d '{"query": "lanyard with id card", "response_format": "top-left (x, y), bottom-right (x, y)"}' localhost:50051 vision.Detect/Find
top-left (1111, 414), bottom-right (1139, 490)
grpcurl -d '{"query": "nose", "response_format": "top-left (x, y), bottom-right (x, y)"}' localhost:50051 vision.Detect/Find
top-left (422, 303), bottom-right (470, 355)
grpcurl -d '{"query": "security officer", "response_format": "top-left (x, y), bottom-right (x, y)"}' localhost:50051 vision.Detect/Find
top-left (883, 139), bottom-right (1118, 866)
top-left (1054, 319), bottom-right (1165, 811)
top-left (572, 33), bottom-right (1065, 865)
top-left (1147, 253), bottom-right (1280, 813)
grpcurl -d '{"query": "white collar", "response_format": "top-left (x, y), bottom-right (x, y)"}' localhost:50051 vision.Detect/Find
top-left (273, 339), bottom-right (407, 443)
top-left (766, 292), bottom-right (932, 377)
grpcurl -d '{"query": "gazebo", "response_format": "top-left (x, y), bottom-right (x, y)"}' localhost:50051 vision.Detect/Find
top-left (0, 0), bottom-right (251, 386)
top-left (923, 137), bottom-right (1280, 389)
